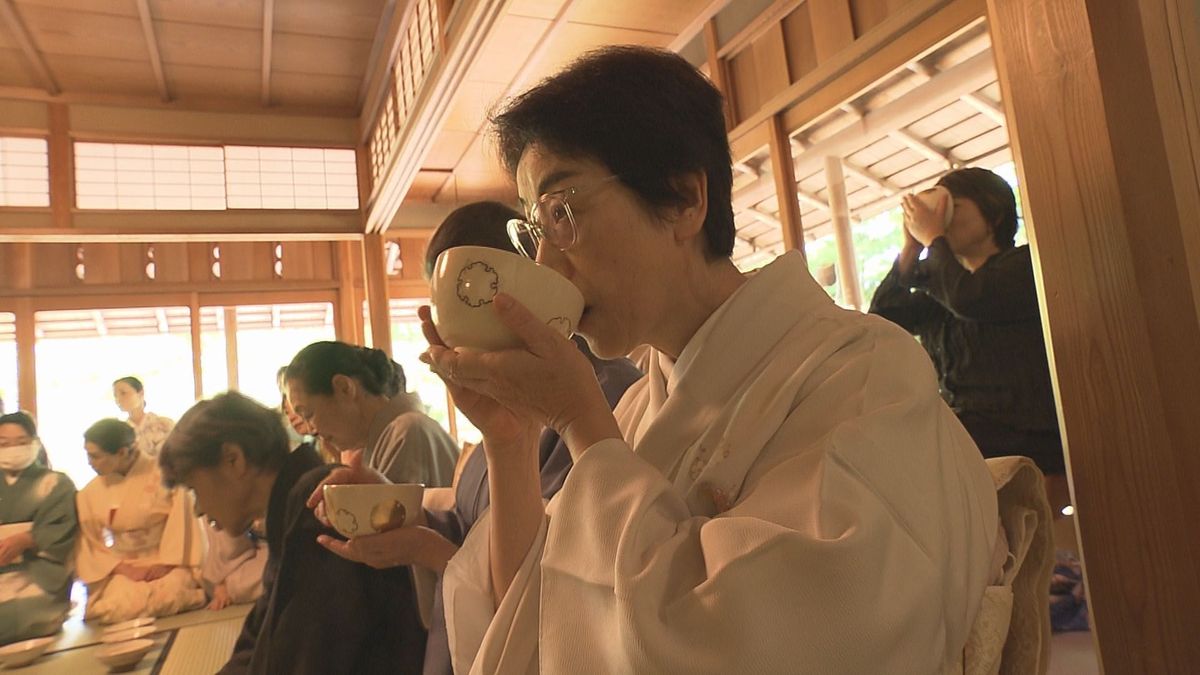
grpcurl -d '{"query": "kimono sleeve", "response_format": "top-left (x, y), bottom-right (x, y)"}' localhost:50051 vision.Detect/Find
top-left (30, 472), bottom-right (78, 564)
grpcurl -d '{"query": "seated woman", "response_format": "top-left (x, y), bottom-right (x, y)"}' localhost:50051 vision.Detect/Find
top-left (75, 419), bottom-right (206, 624)
top-left (284, 343), bottom-right (457, 486)
top-left (0, 412), bottom-right (78, 644)
top-left (201, 518), bottom-right (267, 611)
top-left (112, 376), bottom-right (175, 458)
top-left (159, 391), bottom-right (425, 674)
top-left (414, 47), bottom-right (998, 673)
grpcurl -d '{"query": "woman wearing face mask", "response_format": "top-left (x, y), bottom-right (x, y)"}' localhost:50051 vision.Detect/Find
top-left (0, 412), bottom-right (78, 644)
top-left (112, 376), bottom-right (175, 458)
top-left (75, 418), bottom-right (206, 624)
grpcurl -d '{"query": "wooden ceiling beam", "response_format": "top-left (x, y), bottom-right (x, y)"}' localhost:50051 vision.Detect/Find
top-left (261, 0), bottom-right (275, 106)
top-left (135, 0), bottom-right (171, 102)
top-left (0, 0), bottom-right (60, 95)
top-left (667, 0), bottom-right (735, 52)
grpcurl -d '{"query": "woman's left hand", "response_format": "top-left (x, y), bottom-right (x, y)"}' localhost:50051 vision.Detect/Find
top-left (317, 526), bottom-right (459, 573)
top-left (419, 294), bottom-right (620, 452)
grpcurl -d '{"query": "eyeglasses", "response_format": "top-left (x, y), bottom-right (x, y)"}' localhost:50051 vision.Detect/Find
top-left (507, 175), bottom-right (620, 259)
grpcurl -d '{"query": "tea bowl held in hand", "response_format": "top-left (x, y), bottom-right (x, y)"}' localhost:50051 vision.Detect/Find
top-left (322, 483), bottom-right (424, 539)
top-left (95, 638), bottom-right (155, 671)
top-left (915, 185), bottom-right (954, 228)
top-left (0, 636), bottom-right (55, 668)
top-left (431, 246), bottom-right (584, 351)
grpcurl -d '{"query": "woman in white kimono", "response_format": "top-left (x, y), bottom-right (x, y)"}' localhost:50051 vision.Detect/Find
top-left (76, 418), bottom-right (206, 624)
top-left (0, 412), bottom-right (77, 644)
top-left (112, 376), bottom-right (175, 458)
top-left (201, 519), bottom-right (267, 610)
top-left (412, 47), bottom-right (1000, 674)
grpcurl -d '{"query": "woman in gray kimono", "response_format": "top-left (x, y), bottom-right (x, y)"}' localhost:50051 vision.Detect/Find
top-left (0, 412), bottom-right (78, 644)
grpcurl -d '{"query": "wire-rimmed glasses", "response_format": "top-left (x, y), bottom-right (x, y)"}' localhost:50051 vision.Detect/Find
top-left (506, 175), bottom-right (620, 258)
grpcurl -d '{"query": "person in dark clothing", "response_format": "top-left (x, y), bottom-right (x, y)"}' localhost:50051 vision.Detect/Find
top-left (159, 391), bottom-right (425, 674)
top-left (869, 167), bottom-right (1068, 512)
top-left (310, 201), bottom-right (643, 675)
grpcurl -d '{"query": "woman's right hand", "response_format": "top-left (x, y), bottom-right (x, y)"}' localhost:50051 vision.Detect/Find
top-left (417, 305), bottom-right (542, 454)
top-left (306, 449), bottom-right (390, 523)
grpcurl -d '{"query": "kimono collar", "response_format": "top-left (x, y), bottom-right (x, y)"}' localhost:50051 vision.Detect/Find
top-left (364, 396), bottom-right (419, 464)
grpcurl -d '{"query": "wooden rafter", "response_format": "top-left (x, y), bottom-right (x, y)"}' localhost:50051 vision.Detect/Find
top-left (667, 0), bottom-right (735, 52)
top-left (0, 0), bottom-right (59, 95)
top-left (261, 0), bottom-right (275, 106)
top-left (134, 0), bottom-right (170, 102)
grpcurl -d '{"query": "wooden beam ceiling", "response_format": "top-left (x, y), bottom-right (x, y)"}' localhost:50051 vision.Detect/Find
top-left (135, 0), bottom-right (170, 102)
top-left (0, 0), bottom-right (59, 95)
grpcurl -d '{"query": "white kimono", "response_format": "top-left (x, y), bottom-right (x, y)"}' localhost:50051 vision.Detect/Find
top-left (444, 251), bottom-right (999, 674)
top-left (76, 452), bottom-right (207, 624)
top-left (128, 411), bottom-right (174, 458)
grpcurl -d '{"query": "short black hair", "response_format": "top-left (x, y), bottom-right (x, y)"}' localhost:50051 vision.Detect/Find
top-left (84, 418), bottom-right (136, 454)
top-left (937, 167), bottom-right (1020, 248)
top-left (423, 201), bottom-right (522, 278)
top-left (160, 391), bottom-right (290, 487)
top-left (0, 411), bottom-right (36, 437)
top-left (491, 45), bottom-right (735, 259)
top-left (113, 376), bottom-right (144, 392)
top-left (285, 341), bottom-right (395, 397)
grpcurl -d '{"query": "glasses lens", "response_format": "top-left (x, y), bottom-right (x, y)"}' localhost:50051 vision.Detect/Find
top-left (535, 194), bottom-right (575, 249)
top-left (506, 219), bottom-right (540, 258)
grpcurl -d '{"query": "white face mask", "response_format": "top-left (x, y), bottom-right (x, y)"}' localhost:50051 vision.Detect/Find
top-left (0, 440), bottom-right (41, 472)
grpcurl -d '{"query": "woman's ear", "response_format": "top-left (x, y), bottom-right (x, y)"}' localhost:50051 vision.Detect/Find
top-left (668, 170), bottom-right (708, 243)
top-left (331, 373), bottom-right (358, 400)
top-left (220, 442), bottom-right (248, 475)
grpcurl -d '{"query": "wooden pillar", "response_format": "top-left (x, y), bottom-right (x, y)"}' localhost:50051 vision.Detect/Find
top-left (987, 0), bottom-right (1200, 672)
top-left (824, 156), bottom-right (862, 309)
top-left (362, 233), bottom-right (393, 355)
top-left (11, 242), bottom-right (36, 415)
top-left (334, 240), bottom-right (364, 345)
top-left (224, 307), bottom-right (239, 391)
top-left (703, 18), bottom-right (736, 130)
top-left (189, 293), bottom-right (202, 400)
top-left (15, 298), bottom-right (35, 417)
top-left (47, 103), bottom-right (73, 229)
top-left (766, 115), bottom-right (805, 257)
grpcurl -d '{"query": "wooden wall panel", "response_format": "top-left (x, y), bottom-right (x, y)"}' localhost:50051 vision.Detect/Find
top-left (728, 25), bottom-right (792, 123)
top-left (849, 0), bottom-right (893, 36)
top-left (119, 243), bottom-right (148, 285)
top-left (34, 244), bottom-right (77, 288)
top-left (754, 25), bottom-right (792, 107)
top-left (153, 243), bottom-right (191, 283)
top-left (188, 243), bottom-right (214, 282)
top-left (218, 242), bottom-right (273, 282)
top-left (310, 241), bottom-right (334, 281)
top-left (281, 241), bottom-right (317, 280)
top-left (809, 0), bottom-right (857, 62)
top-left (781, 3), bottom-right (818, 82)
top-left (81, 244), bottom-right (121, 285)
top-left (397, 237), bottom-right (428, 281)
top-left (727, 47), bottom-right (761, 123)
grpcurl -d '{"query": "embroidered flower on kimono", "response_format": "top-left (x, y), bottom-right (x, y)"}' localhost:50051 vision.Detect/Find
top-left (689, 447), bottom-right (709, 481)
top-left (456, 261), bottom-right (500, 308)
top-left (703, 483), bottom-right (736, 514)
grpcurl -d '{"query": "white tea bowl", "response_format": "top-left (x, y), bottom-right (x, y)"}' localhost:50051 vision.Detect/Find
top-left (431, 246), bottom-right (584, 351)
top-left (322, 483), bottom-right (425, 539)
